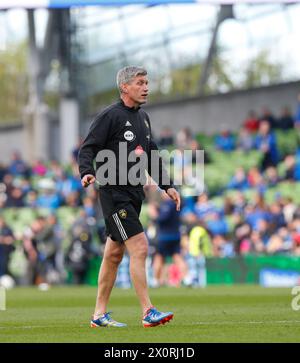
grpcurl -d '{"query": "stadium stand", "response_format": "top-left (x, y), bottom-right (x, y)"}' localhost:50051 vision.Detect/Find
top-left (1, 106), bottom-right (300, 286)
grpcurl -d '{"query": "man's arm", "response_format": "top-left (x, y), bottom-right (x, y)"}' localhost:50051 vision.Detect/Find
top-left (78, 113), bottom-right (111, 187)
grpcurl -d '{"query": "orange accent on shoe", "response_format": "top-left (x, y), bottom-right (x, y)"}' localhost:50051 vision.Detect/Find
top-left (143, 313), bottom-right (174, 328)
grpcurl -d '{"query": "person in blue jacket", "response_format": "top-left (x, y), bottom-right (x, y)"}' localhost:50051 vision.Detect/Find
top-left (150, 192), bottom-right (188, 287)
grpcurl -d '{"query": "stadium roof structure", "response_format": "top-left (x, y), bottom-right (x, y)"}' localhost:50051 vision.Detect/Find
top-left (0, 0), bottom-right (297, 9)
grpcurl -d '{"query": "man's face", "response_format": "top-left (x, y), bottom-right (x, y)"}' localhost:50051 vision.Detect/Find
top-left (123, 75), bottom-right (149, 105)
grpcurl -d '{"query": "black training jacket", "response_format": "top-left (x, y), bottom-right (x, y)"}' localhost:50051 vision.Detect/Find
top-left (78, 99), bottom-right (173, 191)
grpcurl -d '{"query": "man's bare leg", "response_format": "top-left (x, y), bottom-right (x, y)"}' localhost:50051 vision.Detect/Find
top-left (125, 232), bottom-right (152, 315)
top-left (93, 237), bottom-right (125, 318)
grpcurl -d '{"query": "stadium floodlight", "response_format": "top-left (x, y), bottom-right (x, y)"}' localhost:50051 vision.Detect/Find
top-left (0, 0), bottom-right (298, 10)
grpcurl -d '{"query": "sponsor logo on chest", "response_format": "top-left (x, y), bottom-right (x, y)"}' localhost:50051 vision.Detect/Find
top-left (124, 130), bottom-right (136, 142)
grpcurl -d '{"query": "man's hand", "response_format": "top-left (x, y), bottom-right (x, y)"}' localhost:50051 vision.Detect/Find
top-left (81, 174), bottom-right (96, 188)
top-left (166, 187), bottom-right (181, 211)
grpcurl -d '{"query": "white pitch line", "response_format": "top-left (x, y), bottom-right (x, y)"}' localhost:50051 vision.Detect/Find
top-left (190, 320), bottom-right (300, 325)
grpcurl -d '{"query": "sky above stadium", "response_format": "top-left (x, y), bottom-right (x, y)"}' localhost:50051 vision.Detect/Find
top-left (1, 1), bottom-right (300, 84)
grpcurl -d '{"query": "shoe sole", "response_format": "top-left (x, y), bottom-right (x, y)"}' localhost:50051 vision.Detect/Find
top-left (90, 321), bottom-right (107, 328)
top-left (90, 321), bottom-right (127, 328)
top-left (143, 314), bottom-right (174, 328)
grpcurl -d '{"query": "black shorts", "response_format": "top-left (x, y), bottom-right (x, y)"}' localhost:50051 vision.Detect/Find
top-left (157, 239), bottom-right (181, 258)
top-left (99, 188), bottom-right (145, 243)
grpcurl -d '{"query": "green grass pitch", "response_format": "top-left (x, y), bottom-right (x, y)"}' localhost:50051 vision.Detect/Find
top-left (0, 285), bottom-right (299, 343)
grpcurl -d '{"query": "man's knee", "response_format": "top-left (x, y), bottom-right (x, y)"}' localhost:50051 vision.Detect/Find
top-left (104, 249), bottom-right (124, 266)
top-left (127, 235), bottom-right (148, 259)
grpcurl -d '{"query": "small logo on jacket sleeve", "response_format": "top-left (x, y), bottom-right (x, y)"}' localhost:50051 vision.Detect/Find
top-left (118, 209), bottom-right (127, 219)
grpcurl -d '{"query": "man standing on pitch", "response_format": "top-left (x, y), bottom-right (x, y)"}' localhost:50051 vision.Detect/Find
top-left (78, 66), bottom-right (180, 328)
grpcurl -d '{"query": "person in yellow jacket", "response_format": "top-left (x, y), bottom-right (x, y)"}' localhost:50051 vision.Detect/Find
top-left (185, 225), bottom-right (213, 287)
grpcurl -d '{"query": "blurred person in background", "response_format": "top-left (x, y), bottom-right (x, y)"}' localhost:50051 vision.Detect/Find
top-left (5, 186), bottom-right (25, 207)
top-left (243, 110), bottom-right (260, 134)
top-left (43, 214), bottom-right (65, 284)
top-left (0, 216), bottom-right (15, 278)
top-left (25, 190), bottom-right (39, 208)
top-left (237, 126), bottom-right (254, 152)
top-left (8, 151), bottom-right (31, 178)
top-left (176, 127), bottom-right (193, 149)
top-left (227, 167), bottom-right (249, 191)
top-left (23, 216), bottom-right (62, 286)
top-left (282, 155), bottom-right (296, 181)
top-left (36, 179), bottom-right (61, 209)
top-left (65, 210), bottom-right (95, 284)
top-left (294, 93), bottom-right (300, 126)
top-left (214, 127), bottom-right (235, 152)
top-left (148, 192), bottom-right (187, 288)
top-left (276, 106), bottom-right (295, 130)
top-left (23, 218), bottom-right (44, 285)
top-left (158, 127), bottom-right (174, 148)
top-left (55, 170), bottom-right (81, 203)
top-left (254, 120), bottom-right (279, 171)
top-left (260, 107), bottom-right (277, 129)
top-left (0, 163), bottom-right (7, 182)
top-left (264, 166), bottom-right (281, 187)
top-left (232, 213), bottom-right (252, 255)
top-left (32, 159), bottom-right (48, 177)
top-left (185, 224), bottom-right (213, 286)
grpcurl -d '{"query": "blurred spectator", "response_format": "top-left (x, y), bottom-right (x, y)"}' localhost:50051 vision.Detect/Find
top-left (233, 192), bottom-right (247, 216)
top-left (36, 179), bottom-right (61, 209)
top-left (32, 159), bottom-right (48, 177)
top-left (214, 128), bottom-right (235, 152)
top-left (8, 151), bottom-right (30, 178)
top-left (5, 187), bottom-right (25, 207)
top-left (237, 127), bottom-right (253, 152)
top-left (194, 193), bottom-right (217, 220)
top-left (260, 107), bottom-right (277, 129)
top-left (294, 149), bottom-right (300, 181)
top-left (264, 166), bottom-right (280, 187)
top-left (249, 230), bottom-right (265, 254)
top-left (158, 127), bottom-right (174, 147)
top-left (176, 127), bottom-right (193, 149)
top-left (244, 199), bottom-right (270, 232)
top-left (25, 190), bottom-right (39, 208)
top-left (269, 202), bottom-right (286, 232)
top-left (212, 235), bottom-right (234, 257)
top-left (243, 110), bottom-right (260, 134)
top-left (276, 106), bottom-right (295, 130)
top-left (247, 167), bottom-right (266, 192)
top-left (55, 170), bottom-right (81, 202)
top-left (227, 167), bottom-right (249, 191)
top-left (283, 155), bottom-right (296, 181)
top-left (254, 120), bottom-right (279, 170)
top-left (23, 218), bottom-right (44, 285)
top-left (65, 211), bottom-right (95, 284)
top-left (185, 224), bottom-right (212, 286)
top-left (23, 215), bottom-right (63, 285)
top-left (266, 227), bottom-right (292, 254)
top-left (72, 138), bottom-right (83, 164)
top-left (0, 216), bottom-right (15, 277)
top-left (0, 163), bottom-right (7, 182)
top-left (232, 213), bottom-right (252, 255)
top-left (206, 211), bottom-right (229, 237)
top-left (295, 93), bottom-right (300, 126)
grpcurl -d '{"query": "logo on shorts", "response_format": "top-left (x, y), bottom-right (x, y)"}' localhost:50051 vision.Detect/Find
top-left (118, 209), bottom-right (127, 219)
top-left (124, 130), bottom-right (136, 142)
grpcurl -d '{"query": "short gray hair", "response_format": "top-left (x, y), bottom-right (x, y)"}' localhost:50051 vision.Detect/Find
top-left (116, 66), bottom-right (147, 93)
